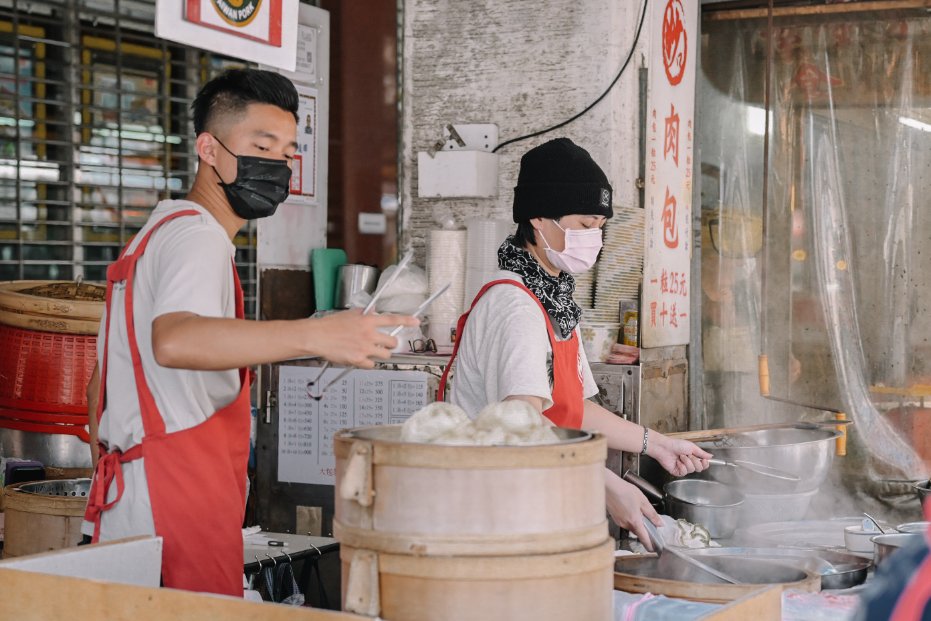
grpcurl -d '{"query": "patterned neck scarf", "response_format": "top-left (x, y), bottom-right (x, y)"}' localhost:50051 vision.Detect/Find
top-left (497, 235), bottom-right (582, 338)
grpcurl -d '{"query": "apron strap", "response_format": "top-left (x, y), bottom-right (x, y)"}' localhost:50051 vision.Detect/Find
top-left (889, 503), bottom-right (931, 621)
top-left (437, 279), bottom-right (559, 401)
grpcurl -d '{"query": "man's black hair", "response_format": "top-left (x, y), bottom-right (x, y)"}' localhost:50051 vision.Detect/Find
top-left (191, 68), bottom-right (299, 136)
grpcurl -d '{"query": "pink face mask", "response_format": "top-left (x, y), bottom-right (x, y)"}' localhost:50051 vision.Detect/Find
top-left (538, 220), bottom-right (603, 274)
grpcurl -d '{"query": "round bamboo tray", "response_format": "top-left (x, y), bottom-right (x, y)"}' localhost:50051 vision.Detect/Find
top-left (0, 281), bottom-right (104, 335)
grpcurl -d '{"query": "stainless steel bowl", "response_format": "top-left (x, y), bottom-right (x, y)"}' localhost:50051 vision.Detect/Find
top-left (16, 478), bottom-right (91, 497)
top-left (872, 533), bottom-right (922, 566)
top-left (698, 428), bottom-right (841, 493)
top-left (896, 521), bottom-right (930, 534)
top-left (663, 479), bottom-right (744, 539)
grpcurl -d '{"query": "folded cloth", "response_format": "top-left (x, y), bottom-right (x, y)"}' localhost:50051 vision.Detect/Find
top-left (657, 515), bottom-right (721, 549)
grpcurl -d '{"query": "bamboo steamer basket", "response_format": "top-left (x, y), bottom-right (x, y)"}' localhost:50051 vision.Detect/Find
top-left (334, 425), bottom-right (612, 620)
top-left (341, 540), bottom-right (614, 621)
top-left (2, 479), bottom-right (89, 558)
top-left (0, 281), bottom-right (104, 335)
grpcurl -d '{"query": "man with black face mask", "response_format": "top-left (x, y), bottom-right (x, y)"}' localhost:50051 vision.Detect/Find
top-left (81, 69), bottom-right (417, 596)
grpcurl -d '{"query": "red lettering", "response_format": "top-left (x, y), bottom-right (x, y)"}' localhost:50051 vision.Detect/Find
top-left (663, 104), bottom-right (680, 167)
top-left (662, 188), bottom-right (679, 248)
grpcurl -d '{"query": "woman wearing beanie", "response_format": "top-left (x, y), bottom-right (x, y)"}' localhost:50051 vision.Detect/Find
top-left (437, 138), bottom-right (712, 547)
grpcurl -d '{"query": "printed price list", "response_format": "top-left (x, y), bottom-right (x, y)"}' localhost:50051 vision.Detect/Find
top-left (277, 366), bottom-right (431, 485)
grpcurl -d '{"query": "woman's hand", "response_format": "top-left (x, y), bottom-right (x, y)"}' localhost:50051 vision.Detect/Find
top-left (647, 431), bottom-right (713, 477)
top-left (605, 470), bottom-right (661, 551)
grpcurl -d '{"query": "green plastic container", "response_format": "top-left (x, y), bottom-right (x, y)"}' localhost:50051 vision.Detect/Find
top-left (311, 248), bottom-right (348, 311)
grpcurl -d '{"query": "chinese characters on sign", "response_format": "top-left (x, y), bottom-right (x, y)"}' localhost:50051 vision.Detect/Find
top-left (277, 366), bottom-right (430, 485)
top-left (642, 0), bottom-right (696, 347)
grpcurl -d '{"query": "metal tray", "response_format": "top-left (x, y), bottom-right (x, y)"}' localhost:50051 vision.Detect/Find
top-left (17, 478), bottom-right (91, 497)
top-left (342, 424), bottom-right (593, 445)
top-left (687, 546), bottom-right (871, 589)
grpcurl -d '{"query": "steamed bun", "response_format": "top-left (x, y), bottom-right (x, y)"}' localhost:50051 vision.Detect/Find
top-left (401, 400), bottom-right (561, 446)
top-left (400, 402), bottom-right (471, 443)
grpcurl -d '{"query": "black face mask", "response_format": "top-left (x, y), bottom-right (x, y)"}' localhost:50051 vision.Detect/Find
top-left (212, 137), bottom-right (292, 219)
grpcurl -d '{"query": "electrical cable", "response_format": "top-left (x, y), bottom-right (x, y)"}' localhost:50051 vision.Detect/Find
top-left (492, 0), bottom-right (650, 153)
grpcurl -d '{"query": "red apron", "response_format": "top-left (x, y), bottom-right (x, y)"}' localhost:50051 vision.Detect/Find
top-left (890, 502), bottom-right (931, 621)
top-left (84, 209), bottom-right (250, 596)
top-left (438, 279), bottom-right (585, 429)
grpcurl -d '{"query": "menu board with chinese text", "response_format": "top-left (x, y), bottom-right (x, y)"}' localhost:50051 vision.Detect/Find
top-left (277, 366), bottom-right (430, 485)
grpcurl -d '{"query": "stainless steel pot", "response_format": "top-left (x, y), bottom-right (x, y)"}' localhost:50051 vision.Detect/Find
top-left (872, 533), bottom-right (922, 566)
top-left (0, 428), bottom-right (91, 469)
top-left (663, 479), bottom-right (744, 539)
top-left (698, 428), bottom-right (841, 493)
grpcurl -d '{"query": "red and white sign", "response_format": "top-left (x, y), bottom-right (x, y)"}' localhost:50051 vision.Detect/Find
top-left (184, 0), bottom-right (282, 46)
top-left (642, 0), bottom-right (697, 348)
top-left (155, 0), bottom-right (299, 72)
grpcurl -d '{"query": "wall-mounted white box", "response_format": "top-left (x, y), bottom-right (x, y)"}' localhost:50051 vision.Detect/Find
top-left (417, 150), bottom-right (499, 198)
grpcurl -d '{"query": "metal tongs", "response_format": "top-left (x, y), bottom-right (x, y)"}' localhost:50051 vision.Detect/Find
top-left (642, 518), bottom-right (741, 584)
top-left (306, 251), bottom-right (413, 398)
top-left (306, 274), bottom-right (451, 400)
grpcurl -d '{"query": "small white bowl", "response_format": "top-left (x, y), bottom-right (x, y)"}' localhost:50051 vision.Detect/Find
top-left (579, 322), bottom-right (620, 363)
top-left (844, 525), bottom-right (879, 553)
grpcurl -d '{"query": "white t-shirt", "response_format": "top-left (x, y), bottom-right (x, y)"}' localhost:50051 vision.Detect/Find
top-left (84, 199), bottom-right (239, 540)
top-left (450, 270), bottom-right (598, 418)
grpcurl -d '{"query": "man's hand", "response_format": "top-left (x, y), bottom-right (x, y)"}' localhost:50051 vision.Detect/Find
top-left (605, 470), bottom-right (661, 552)
top-left (648, 433), bottom-right (713, 477)
top-left (304, 310), bottom-right (420, 368)
top-left (151, 310), bottom-right (419, 371)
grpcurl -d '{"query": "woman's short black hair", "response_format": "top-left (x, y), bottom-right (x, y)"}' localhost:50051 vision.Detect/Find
top-left (513, 221), bottom-right (537, 248)
top-left (191, 68), bottom-right (299, 136)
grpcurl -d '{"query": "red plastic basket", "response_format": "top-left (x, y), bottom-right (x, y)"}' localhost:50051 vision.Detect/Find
top-left (0, 324), bottom-right (96, 416)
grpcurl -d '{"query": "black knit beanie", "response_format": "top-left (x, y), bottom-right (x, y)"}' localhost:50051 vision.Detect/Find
top-left (512, 138), bottom-right (613, 223)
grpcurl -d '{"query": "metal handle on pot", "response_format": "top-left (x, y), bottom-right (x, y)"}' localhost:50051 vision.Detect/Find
top-left (623, 470), bottom-right (664, 503)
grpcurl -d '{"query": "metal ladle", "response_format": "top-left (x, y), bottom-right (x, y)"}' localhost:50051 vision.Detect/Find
top-left (707, 457), bottom-right (800, 483)
top-left (641, 517), bottom-right (742, 584)
top-left (863, 512), bottom-right (887, 534)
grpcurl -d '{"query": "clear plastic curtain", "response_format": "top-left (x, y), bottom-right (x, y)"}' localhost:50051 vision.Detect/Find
top-left (701, 12), bottom-right (930, 494)
top-left (796, 24), bottom-right (927, 481)
top-left (699, 29), bottom-right (783, 430)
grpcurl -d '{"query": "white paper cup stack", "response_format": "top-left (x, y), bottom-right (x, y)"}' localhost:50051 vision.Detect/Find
top-left (427, 229), bottom-right (467, 349)
top-left (464, 218), bottom-right (514, 304)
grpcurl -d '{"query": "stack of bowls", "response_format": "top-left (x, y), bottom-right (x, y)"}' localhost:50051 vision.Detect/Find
top-left (697, 427), bottom-right (842, 528)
